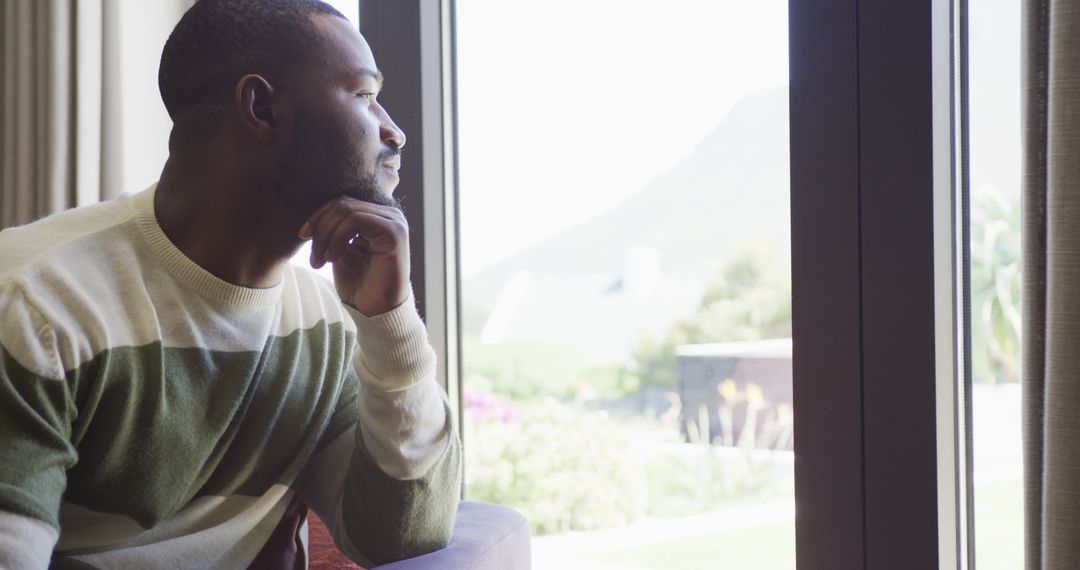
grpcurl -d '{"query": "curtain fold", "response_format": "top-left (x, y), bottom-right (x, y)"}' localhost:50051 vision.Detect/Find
top-left (1, 0), bottom-right (88, 228)
top-left (0, 0), bottom-right (195, 229)
top-left (1023, 0), bottom-right (1080, 568)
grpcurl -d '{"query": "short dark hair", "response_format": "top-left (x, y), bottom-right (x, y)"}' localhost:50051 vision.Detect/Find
top-left (159, 0), bottom-right (346, 124)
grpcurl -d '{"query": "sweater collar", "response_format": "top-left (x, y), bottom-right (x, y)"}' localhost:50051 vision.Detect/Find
top-left (132, 184), bottom-right (285, 308)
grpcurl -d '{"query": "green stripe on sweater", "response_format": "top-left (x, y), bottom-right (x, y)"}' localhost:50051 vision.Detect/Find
top-left (1, 321), bottom-right (360, 530)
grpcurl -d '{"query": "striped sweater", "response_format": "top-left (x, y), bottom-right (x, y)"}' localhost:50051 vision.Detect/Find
top-left (0, 185), bottom-right (461, 569)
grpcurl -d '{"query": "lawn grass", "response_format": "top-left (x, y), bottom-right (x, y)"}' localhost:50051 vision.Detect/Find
top-left (974, 477), bottom-right (1023, 570)
top-left (584, 520), bottom-right (795, 570)
top-left (578, 477), bottom-right (1020, 570)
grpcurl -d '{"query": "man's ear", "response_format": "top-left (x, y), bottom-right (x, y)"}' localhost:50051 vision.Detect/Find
top-left (235, 74), bottom-right (277, 143)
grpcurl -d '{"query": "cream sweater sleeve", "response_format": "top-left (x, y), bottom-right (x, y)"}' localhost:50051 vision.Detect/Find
top-left (294, 294), bottom-right (461, 567)
top-left (343, 296), bottom-right (452, 480)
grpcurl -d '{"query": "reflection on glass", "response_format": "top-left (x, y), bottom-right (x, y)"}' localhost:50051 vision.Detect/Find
top-left (969, 0), bottom-right (1023, 567)
top-left (456, 1), bottom-right (792, 567)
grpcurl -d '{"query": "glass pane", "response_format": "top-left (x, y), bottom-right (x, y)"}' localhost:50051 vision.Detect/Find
top-left (455, 1), bottom-right (793, 567)
top-left (968, 0), bottom-right (1023, 567)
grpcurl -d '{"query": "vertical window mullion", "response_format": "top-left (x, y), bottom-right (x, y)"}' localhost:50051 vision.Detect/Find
top-left (856, 0), bottom-right (963, 567)
top-left (793, 0), bottom-right (964, 567)
top-left (358, 0), bottom-right (459, 409)
top-left (789, 0), bottom-right (866, 567)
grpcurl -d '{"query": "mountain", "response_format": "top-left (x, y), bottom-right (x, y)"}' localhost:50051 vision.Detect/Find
top-left (469, 88), bottom-right (790, 287)
top-left (460, 88), bottom-right (792, 361)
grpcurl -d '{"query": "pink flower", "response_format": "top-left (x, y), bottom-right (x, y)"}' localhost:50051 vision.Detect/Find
top-left (464, 386), bottom-right (519, 424)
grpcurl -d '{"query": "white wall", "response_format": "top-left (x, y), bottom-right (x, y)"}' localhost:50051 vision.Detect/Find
top-left (104, 0), bottom-right (190, 197)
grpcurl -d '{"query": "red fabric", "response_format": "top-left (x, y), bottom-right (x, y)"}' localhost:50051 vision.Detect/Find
top-left (307, 512), bottom-right (368, 570)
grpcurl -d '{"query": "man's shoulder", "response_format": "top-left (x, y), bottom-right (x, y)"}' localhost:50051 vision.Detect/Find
top-left (0, 195), bottom-right (148, 377)
top-left (0, 194), bottom-right (139, 285)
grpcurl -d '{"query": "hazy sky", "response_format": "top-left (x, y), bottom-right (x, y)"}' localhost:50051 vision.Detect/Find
top-left (969, 0), bottom-right (1021, 199)
top-left (455, 0), bottom-right (789, 276)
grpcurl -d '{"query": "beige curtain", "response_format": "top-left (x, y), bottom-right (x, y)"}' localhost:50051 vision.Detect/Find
top-left (1023, 0), bottom-right (1080, 568)
top-left (1, 0), bottom-right (106, 228)
top-left (1, 0), bottom-right (194, 230)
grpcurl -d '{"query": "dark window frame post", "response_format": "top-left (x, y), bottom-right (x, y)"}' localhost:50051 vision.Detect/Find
top-left (358, 1), bottom-right (462, 425)
top-left (791, 0), bottom-right (968, 567)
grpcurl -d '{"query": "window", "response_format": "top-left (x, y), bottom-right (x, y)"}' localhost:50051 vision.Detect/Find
top-left (968, 0), bottom-right (1023, 566)
top-left (454, 1), bottom-right (793, 567)
top-left (367, 0), bottom-right (1003, 566)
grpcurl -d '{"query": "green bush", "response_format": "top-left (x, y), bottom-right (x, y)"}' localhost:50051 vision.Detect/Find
top-left (462, 338), bottom-right (583, 401)
top-left (463, 337), bottom-right (640, 401)
top-left (465, 397), bottom-right (648, 535)
top-left (633, 250), bottom-right (792, 388)
top-left (644, 448), bottom-right (778, 517)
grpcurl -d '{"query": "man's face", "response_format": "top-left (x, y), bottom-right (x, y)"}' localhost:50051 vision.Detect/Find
top-left (275, 14), bottom-right (406, 215)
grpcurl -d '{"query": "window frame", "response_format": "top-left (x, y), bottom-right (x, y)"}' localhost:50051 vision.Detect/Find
top-left (791, 0), bottom-right (970, 567)
top-left (363, 0), bottom-right (973, 566)
top-left (357, 0), bottom-right (462, 432)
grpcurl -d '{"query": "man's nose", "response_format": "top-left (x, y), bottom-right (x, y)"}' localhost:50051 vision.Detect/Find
top-left (380, 114), bottom-right (406, 150)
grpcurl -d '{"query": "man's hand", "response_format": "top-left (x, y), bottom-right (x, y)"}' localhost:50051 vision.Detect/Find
top-left (299, 197), bottom-right (410, 317)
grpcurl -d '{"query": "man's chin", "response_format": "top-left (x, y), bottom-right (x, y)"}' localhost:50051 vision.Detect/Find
top-left (341, 185), bottom-right (401, 210)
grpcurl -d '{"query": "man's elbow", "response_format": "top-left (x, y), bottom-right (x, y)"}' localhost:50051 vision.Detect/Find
top-left (344, 437), bottom-right (463, 566)
top-left (353, 493), bottom-right (460, 566)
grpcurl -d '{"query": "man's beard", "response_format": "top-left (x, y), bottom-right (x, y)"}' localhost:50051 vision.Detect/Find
top-left (277, 160), bottom-right (403, 216)
top-left (346, 146), bottom-right (405, 211)
top-left (276, 112), bottom-right (403, 214)
top-left (342, 171), bottom-right (403, 211)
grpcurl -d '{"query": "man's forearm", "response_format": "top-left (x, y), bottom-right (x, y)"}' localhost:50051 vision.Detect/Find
top-left (295, 296), bottom-right (462, 566)
top-left (347, 296), bottom-right (451, 480)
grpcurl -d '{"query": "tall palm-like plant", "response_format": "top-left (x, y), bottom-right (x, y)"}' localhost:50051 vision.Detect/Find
top-left (970, 186), bottom-right (1021, 384)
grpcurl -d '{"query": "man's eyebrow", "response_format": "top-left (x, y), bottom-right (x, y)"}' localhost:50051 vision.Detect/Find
top-left (354, 67), bottom-right (384, 87)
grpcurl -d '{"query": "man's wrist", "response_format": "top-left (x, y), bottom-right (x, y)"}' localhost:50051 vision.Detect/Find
top-left (345, 292), bottom-right (409, 318)
top-left (345, 292), bottom-right (435, 392)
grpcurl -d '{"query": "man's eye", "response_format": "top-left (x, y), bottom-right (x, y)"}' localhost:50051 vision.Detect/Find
top-left (357, 92), bottom-right (376, 99)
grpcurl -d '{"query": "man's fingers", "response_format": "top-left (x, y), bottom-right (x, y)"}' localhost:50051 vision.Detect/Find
top-left (299, 196), bottom-right (402, 239)
top-left (310, 210), bottom-right (406, 267)
top-left (301, 198), bottom-right (406, 267)
top-left (323, 216), bottom-right (369, 264)
top-left (308, 206), bottom-right (353, 267)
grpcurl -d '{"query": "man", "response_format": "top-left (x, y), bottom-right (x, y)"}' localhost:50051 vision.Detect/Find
top-left (0, 0), bottom-right (460, 568)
